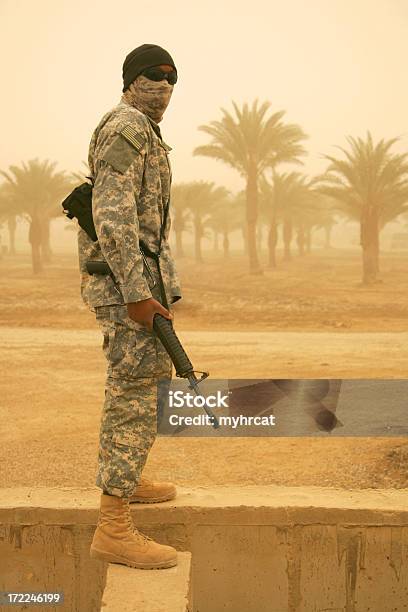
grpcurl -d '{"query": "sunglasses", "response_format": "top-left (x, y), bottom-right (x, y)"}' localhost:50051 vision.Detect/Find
top-left (141, 67), bottom-right (178, 85)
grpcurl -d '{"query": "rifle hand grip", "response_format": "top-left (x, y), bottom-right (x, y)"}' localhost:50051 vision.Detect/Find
top-left (153, 313), bottom-right (219, 430)
top-left (153, 313), bottom-right (194, 378)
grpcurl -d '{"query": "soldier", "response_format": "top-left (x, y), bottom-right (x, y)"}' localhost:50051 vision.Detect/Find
top-left (78, 44), bottom-right (182, 569)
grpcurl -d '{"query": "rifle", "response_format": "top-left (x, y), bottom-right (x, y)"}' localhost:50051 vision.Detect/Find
top-left (63, 183), bottom-right (220, 429)
top-left (85, 261), bottom-right (219, 429)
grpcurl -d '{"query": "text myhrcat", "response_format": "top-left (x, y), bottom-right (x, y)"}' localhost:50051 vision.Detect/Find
top-left (169, 414), bottom-right (276, 428)
top-left (169, 390), bottom-right (229, 409)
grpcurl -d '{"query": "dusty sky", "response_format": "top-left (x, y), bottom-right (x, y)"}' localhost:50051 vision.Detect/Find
top-left (1, 0), bottom-right (407, 193)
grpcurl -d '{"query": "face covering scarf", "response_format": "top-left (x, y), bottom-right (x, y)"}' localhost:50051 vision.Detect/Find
top-left (122, 74), bottom-right (174, 123)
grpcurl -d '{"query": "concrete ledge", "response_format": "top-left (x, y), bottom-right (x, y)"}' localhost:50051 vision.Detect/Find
top-left (1, 486), bottom-right (408, 611)
top-left (0, 485), bottom-right (407, 527)
top-left (101, 552), bottom-right (191, 612)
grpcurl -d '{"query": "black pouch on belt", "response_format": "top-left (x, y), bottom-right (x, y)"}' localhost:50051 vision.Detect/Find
top-left (61, 179), bottom-right (97, 241)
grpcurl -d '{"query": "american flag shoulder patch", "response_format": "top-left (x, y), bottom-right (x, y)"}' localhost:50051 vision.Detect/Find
top-left (120, 125), bottom-right (146, 151)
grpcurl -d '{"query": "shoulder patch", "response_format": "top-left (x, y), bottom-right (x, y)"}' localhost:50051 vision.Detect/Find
top-left (120, 125), bottom-right (146, 152)
top-left (101, 126), bottom-right (147, 174)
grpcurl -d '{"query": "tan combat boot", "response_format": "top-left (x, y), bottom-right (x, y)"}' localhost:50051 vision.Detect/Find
top-left (90, 493), bottom-right (177, 569)
top-left (129, 477), bottom-right (177, 504)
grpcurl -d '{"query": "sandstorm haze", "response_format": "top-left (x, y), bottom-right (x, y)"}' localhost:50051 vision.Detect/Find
top-left (1, 0), bottom-right (408, 288)
top-left (1, 0), bottom-right (407, 188)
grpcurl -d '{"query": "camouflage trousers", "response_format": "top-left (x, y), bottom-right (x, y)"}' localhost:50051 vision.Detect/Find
top-left (94, 304), bottom-right (172, 497)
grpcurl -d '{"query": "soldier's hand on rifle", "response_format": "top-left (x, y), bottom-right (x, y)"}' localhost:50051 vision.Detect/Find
top-left (127, 298), bottom-right (173, 331)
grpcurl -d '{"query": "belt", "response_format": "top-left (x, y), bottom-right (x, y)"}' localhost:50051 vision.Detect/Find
top-left (86, 240), bottom-right (169, 309)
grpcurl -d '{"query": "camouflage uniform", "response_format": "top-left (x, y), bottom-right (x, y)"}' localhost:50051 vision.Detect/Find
top-left (78, 100), bottom-right (182, 497)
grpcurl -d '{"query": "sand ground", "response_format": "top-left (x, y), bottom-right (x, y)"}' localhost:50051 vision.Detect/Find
top-left (1, 249), bottom-right (407, 491)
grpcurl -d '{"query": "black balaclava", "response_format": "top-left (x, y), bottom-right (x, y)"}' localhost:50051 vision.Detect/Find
top-left (122, 44), bottom-right (177, 124)
top-left (122, 43), bottom-right (177, 92)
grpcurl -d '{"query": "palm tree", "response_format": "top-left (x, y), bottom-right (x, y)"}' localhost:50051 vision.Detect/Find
top-left (180, 181), bottom-right (228, 262)
top-left (205, 191), bottom-right (243, 258)
top-left (230, 190), bottom-right (247, 255)
top-left (7, 216), bottom-right (17, 254)
top-left (260, 172), bottom-right (314, 266)
top-left (0, 184), bottom-right (17, 254)
top-left (318, 133), bottom-right (408, 284)
top-left (292, 191), bottom-right (336, 255)
top-left (1, 159), bottom-right (72, 273)
top-left (170, 183), bottom-right (193, 257)
top-left (306, 195), bottom-right (338, 251)
top-left (193, 99), bottom-right (307, 274)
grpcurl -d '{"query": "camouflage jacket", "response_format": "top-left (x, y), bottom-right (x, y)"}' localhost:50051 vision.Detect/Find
top-left (77, 100), bottom-right (182, 310)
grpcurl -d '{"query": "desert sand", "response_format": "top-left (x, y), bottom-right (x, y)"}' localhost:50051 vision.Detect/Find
top-left (1, 248), bottom-right (407, 491)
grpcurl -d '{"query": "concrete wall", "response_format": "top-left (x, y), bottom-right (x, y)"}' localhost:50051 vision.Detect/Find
top-left (0, 522), bottom-right (106, 611)
top-left (102, 552), bottom-right (191, 612)
top-left (0, 486), bottom-right (407, 612)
